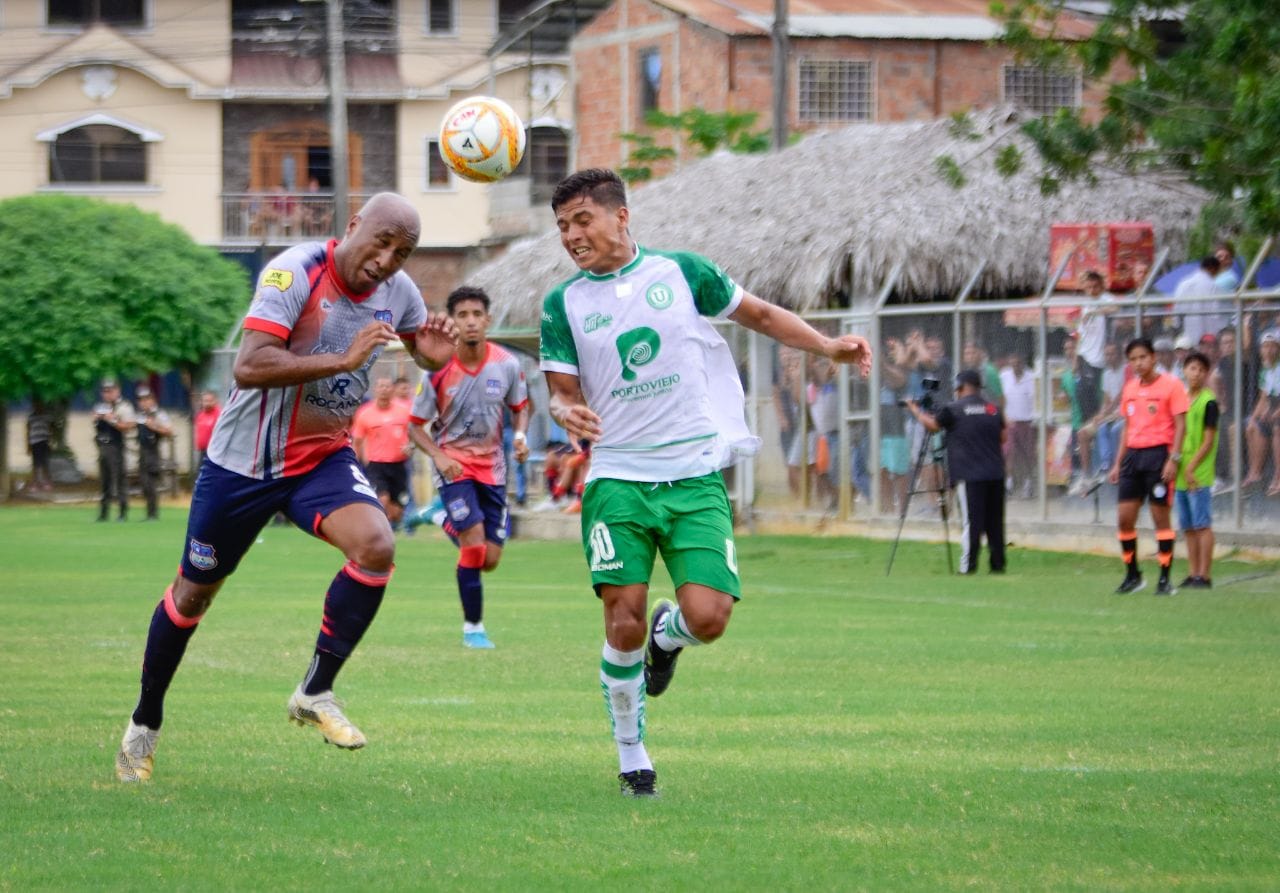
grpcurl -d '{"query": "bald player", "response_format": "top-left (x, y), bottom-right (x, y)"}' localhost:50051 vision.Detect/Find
top-left (114, 194), bottom-right (457, 782)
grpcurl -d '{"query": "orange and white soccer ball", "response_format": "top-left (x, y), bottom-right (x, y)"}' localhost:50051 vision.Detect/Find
top-left (438, 96), bottom-right (527, 183)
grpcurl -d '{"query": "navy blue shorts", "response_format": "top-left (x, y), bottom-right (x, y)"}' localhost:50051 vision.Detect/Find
top-left (438, 479), bottom-right (509, 545)
top-left (180, 446), bottom-right (384, 584)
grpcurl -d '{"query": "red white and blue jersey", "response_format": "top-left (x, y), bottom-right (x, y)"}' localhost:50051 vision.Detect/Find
top-left (410, 343), bottom-right (528, 487)
top-left (208, 239), bottom-right (427, 479)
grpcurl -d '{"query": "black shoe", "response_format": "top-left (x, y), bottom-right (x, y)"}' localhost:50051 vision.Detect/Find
top-left (1155, 576), bottom-right (1176, 596)
top-left (1200, 577), bottom-right (1213, 589)
top-left (644, 599), bottom-right (682, 698)
top-left (618, 769), bottom-right (658, 797)
top-left (1178, 575), bottom-right (1197, 589)
top-left (1115, 573), bottom-right (1145, 595)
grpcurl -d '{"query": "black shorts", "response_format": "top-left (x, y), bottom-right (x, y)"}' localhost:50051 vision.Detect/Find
top-left (1118, 445), bottom-right (1173, 505)
top-left (365, 460), bottom-right (409, 505)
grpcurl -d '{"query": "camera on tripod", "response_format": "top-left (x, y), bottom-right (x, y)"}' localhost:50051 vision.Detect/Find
top-left (898, 375), bottom-right (943, 411)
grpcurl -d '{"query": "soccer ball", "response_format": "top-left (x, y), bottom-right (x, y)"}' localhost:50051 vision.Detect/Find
top-left (438, 96), bottom-right (527, 183)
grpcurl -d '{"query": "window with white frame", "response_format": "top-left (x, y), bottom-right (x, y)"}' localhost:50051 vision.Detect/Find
top-left (425, 138), bottom-right (453, 189)
top-left (47, 0), bottom-right (145, 28)
top-left (49, 124), bottom-right (147, 183)
top-left (798, 59), bottom-right (873, 124)
top-left (427, 0), bottom-right (453, 33)
top-left (1003, 64), bottom-right (1080, 116)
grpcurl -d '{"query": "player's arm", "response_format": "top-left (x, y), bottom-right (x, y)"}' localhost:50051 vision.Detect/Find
top-left (545, 371), bottom-right (600, 448)
top-left (408, 420), bottom-right (462, 481)
top-left (234, 326), bottom-right (395, 389)
top-left (511, 403), bottom-right (531, 463)
top-left (729, 293), bottom-right (872, 377)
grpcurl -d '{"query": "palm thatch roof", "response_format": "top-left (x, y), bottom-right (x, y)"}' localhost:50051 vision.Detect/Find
top-left (473, 108), bottom-right (1208, 331)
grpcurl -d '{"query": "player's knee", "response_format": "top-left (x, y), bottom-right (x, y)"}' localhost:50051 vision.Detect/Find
top-left (682, 598), bottom-right (733, 643)
top-left (605, 612), bottom-right (647, 651)
top-left (347, 528), bottom-right (396, 572)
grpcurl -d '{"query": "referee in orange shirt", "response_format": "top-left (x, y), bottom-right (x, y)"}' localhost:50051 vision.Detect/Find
top-left (1108, 337), bottom-right (1188, 595)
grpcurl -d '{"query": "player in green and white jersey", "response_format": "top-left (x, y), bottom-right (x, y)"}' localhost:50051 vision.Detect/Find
top-left (540, 169), bottom-right (873, 797)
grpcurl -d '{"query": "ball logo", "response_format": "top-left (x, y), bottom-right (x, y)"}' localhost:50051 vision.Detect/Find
top-left (615, 327), bottom-right (661, 382)
top-left (646, 283), bottom-right (675, 310)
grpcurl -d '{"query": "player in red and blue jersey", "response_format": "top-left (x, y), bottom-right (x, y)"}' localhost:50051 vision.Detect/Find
top-left (408, 286), bottom-right (529, 649)
top-left (115, 194), bottom-right (458, 782)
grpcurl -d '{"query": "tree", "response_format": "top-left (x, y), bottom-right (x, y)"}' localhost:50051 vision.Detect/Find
top-left (987, 0), bottom-right (1280, 237)
top-left (619, 108), bottom-right (776, 183)
top-left (0, 195), bottom-right (250, 493)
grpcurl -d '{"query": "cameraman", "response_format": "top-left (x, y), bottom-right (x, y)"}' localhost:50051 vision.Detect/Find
top-left (905, 369), bottom-right (1007, 574)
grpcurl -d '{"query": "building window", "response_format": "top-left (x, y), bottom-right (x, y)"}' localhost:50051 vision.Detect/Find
top-left (427, 0), bottom-right (453, 33)
top-left (425, 138), bottom-right (453, 189)
top-left (1003, 65), bottom-right (1080, 116)
top-left (639, 49), bottom-right (661, 119)
top-left (798, 59), bottom-right (872, 124)
top-left (47, 0), bottom-right (145, 28)
top-left (526, 127), bottom-right (570, 204)
top-left (49, 125), bottom-right (146, 183)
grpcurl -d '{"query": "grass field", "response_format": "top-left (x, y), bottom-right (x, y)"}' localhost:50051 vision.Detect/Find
top-left (1, 504), bottom-right (1278, 891)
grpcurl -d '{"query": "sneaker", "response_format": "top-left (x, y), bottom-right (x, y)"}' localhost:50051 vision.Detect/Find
top-left (561, 498), bottom-right (582, 514)
top-left (1115, 573), bottom-right (1145, 595)
top-left (1067, 476), bottom-right (1085, 497)
top-left (618, 768), bottom-right (658, 797)
top-left (404, 497), bottom-right (445, 532)
top-left (531, 497), bottom-right (563, 512)
top-left (1155, 576), bottom-right (1176, 596)
top-left (463, 630), bottom-right (496, 649)
top-left (1178, 575), bottom-right (1198, 589)
top-left (115, 720), bottom-right (159, 782)
top-left (287, 686), bottom-right (367, 749)
top-left (644, 599), bottom-right (683, 697)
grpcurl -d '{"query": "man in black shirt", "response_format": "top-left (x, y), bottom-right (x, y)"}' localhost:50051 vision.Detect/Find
top-left (906, 369), bottom-right (1008, 574)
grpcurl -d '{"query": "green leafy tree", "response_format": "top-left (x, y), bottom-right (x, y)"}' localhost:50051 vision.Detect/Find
top-left (0, 195), bottom-right (250, 490)
top-left (988, 0), bottom-right (1280, 235)
top-left (619, 108), bottom-right (778, 183)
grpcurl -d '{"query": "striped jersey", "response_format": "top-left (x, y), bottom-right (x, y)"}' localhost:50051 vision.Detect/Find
top-left (409, 342), bottom-right (528, 487)
top-left (208, 240), bottom-right (427, 479)
top-left (539, 246), bottom-right (759, 483)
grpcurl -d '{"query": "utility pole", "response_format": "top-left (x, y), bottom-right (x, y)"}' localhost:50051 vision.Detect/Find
top-left (326, 0), bottom-right (349, 226)
top-left (771, 0), bottom-right (788, 152)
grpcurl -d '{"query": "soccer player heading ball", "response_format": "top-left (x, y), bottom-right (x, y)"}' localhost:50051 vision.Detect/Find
top-left (114, 193), bottom-right (458, 782)
top-left (540, 169), bottom-right (873, 796)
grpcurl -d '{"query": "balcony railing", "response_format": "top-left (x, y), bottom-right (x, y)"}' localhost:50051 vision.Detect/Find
top-left (221, 192), bottom-right (371, 244)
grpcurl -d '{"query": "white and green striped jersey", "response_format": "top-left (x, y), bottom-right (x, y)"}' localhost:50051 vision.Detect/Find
top-left (540, 246), bottom-right (759, 483)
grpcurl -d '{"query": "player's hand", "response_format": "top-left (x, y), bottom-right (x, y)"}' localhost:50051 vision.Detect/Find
top-left (346, 321), bottom-right (398, 371)
top-left (1185, 477), bottom-right (1199, 492)
top-left (825, 334), bottom-right (873, 378)
top-left (413, 313), bottom-right (459, 370)
top-left (1108, 464), bottom-right (1120, 485)
top-left (1162, 458), bottom-right (1178, 483)
top-left (559, 403), bottom-right (602, 447)
top-left (514, 439), bottom-right (530, 463)
top-left (438, 457), bottom-right (463, 481)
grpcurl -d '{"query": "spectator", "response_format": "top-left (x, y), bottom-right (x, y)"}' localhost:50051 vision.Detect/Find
top-left (1175, 255), bottom-right (1223, 344)
top-left (1153, 337), bottom-right (1177, 376)
top-left (93, 379), bottom-right (136, 522)
top-left (1209, 326), bottom-right (1252, 489)
top-left (1176, 351), bottom-right (1219, 589)
top-left (193, 390), bottom-right (221, 469)
top-left (135, 386), bottom-right (174, 520)
top-left (879, 336), bottom-right (911, 513)
top-left (963, 342), bottom-right (1003, 408)
top-left (999, 353), bottom-right (1037, 499)
top-left (1241, 330), bottom-right (1280, 494)
top-left (1078, 341), bottom-right (1126, 485)
top-left (26, 399), bottom-right (54, 492)
top-left (1075, 270), bottom-right (1115, 410)
top-left (1061, 335), bottom-right (1100, 493)
top-left (1213, 242), bottom-right (1240, 293)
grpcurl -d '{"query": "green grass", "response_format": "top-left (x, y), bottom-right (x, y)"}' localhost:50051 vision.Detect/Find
top-left (1, 505), bottom-right (1278, 891)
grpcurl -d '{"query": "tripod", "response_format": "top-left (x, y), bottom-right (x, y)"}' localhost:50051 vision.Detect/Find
top-left (885, 425), bottom-right (953, 575)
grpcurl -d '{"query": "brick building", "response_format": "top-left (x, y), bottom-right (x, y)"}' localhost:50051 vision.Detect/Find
top-left (571, 0), bottom-right (1104, 171)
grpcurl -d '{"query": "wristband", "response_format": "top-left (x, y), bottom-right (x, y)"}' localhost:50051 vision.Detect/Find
top-left (513, 431), bottom-right (527, 442)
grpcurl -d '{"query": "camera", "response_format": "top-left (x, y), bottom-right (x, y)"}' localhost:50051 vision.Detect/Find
top-left (898, 375), bottom-right (942, 410)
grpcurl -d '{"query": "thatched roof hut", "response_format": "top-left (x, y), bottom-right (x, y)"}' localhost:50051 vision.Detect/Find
top-left (472, 108), bottom-right (1208, 331)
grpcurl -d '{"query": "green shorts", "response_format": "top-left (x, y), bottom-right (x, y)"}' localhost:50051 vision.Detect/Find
top-left (579, 473), bottom-right (741, 599)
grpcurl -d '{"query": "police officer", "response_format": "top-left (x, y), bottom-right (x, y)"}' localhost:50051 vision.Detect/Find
top-left (906, 369), bottom-right (1008, 574)
top-left (93, 380), bottom-right (136, 521)
top-left (135, 386), bottom-right (173, 520)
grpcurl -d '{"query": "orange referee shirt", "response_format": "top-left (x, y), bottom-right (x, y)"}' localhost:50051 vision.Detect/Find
top-left (1120, 372), bottom-right (1188, 449)
top-left (351, 399), bottom-right (411, 463)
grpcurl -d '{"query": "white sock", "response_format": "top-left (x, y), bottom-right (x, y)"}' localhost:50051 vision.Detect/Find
top-left (654, 604), bottom-right (703, 653)
top-left (600, 642), bottom-right (650, 773)
top-left (463, 621), bottom-right (485, 634)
